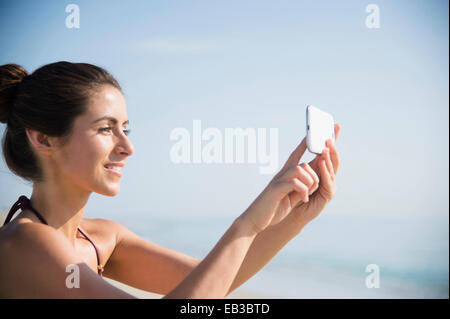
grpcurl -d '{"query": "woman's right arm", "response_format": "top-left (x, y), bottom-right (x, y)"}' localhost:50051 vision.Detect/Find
top-left (163, 135), bottom-right (325, 298)
top-left (163, 216), bottom-right (257, 299)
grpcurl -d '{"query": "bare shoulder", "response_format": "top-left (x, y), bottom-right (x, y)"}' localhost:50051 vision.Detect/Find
top-left (82, 217), bottom-right (138, 242)
top-left (0, 221), bottom-right (77, 270)
top-left (0, 222), bottom-right (80, 297)
top-left (0, 220), bottom-right (135, 298)
top-left (0, 220), bottom-right (60, 252)
top-left (81, 217), bottom-right (120, 233)
top-left (80, 217), bottom-right (125, 243)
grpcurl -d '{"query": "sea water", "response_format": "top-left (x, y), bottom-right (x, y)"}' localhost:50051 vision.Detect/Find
top-left (113, 212), bottom-right (449, 299)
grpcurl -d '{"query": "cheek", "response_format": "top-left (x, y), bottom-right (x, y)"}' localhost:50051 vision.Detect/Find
top-left (60, 135), bottom-right (111, 176)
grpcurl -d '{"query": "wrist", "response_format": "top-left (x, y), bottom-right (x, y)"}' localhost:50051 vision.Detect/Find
top-left (293, 202), bottom-right (327, 226)
top-left (234, 214), bottom-right (261, 237)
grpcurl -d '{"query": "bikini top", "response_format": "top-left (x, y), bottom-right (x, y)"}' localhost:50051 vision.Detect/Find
top-left (2, 195), bottom-right (104, 277)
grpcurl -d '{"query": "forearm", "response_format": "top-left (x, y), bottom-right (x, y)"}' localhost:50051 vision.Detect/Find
top-left (227, 212), bottom-right (308, 295)
top-left (163, 217), bottom-right (257, 299)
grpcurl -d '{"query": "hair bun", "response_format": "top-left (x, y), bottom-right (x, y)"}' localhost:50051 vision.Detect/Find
top-left (0, 64), bottom-right (28, 124)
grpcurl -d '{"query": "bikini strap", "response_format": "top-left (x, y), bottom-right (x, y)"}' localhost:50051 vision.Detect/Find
top-left (77, 227), bottom-right (104, 277)
top-left (2, 195), bottom-right (104, 277)
top-left (2, 195), bottom-right (48, 226)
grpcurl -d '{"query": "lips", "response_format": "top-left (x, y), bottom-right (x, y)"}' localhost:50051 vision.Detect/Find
top-left (104, 165), bottom-right (122, 172)
top-left (104, 162), bottom-right (124, 177)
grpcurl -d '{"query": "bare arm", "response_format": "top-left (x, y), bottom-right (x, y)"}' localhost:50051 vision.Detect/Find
top-left (163, 217), bottom-right (257, 299)
top-left (227, 211), bottom-right (307, 295)
top-left (102, 219), bottom-right (201, 295)
top-left (102, 125), bottom-right (341, 298)
top-left (227, 124), bottom-right (341, 294)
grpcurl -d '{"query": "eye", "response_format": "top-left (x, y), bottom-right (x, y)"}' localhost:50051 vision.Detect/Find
top-left (99, 127), bottom-right (131, 136)
top-left (99, 127), bottom-right (113, 133)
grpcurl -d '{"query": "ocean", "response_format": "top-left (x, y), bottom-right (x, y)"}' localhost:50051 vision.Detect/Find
top-left (1, 209), bottom-right (447, 298)
top-left (116, 212), bottom-right (449, 299)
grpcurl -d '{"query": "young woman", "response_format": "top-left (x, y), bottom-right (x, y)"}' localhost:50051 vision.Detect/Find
top-left (0, 61), bottom-right (341, 298)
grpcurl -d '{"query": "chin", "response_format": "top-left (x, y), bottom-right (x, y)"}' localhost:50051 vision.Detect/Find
top-left (96, 185), bottom-right (121, 197)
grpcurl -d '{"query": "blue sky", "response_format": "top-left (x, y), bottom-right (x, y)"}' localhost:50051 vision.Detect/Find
top-left (0, 0), bottom-right (448, 223)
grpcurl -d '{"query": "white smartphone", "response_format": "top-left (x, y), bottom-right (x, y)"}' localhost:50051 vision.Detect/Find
top-left (306, 105), bottom-right (335, 155)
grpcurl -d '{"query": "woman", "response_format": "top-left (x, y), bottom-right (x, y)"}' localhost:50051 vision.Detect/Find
top-left (0, 61), bottom-right (341, 298)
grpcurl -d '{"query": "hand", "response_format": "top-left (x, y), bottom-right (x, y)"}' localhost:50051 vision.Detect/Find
top-left (283, 124), bottom-right (341, 225)
top-left (239, 124), bottom-right (341, 234)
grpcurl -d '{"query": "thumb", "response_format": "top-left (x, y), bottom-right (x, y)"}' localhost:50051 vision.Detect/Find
top-left (281, 137), bottom-right (308, 171)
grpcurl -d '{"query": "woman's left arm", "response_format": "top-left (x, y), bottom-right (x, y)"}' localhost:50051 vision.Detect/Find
top-left (102, 223), bottom-right (202, 295)
top-left (226, 124), bottom-right (341, 295)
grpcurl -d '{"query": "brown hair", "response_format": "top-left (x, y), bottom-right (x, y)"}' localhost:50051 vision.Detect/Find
top-left (0, 61), bottom-right (121, 182)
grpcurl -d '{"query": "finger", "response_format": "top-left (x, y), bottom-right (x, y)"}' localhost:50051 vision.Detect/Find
top-left (323, 148), bottom-right (335, 179)
top-left (309, 123), bottom-right (340, 173)
top-left (334, 123), bottom-right (341, 142)
top-left (308, 156), bottom-right (319, 174)
top-left (282, 137), bottom-right (307, 171)
top-left (291, 178), bottom-right (310, 202)
top-left (319, 157), bottom-right (332, 184)
top-left (300, 162), bottom-right (320, 194)
top-left (326, 138), bottom-right (340, 175)
top-left (275, 177), bottom-right (310, 203)
top-left (281, 164), bottom-right (315, 190)
top-left (288, 189), bottom-right (305, 208)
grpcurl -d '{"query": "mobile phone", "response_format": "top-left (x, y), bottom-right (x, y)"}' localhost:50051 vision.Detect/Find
top-left (306, 105), bottom-right (335, 155)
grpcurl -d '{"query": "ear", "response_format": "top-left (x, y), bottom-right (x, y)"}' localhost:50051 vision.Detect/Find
top-left (25, 128), bottom-right (56, 156)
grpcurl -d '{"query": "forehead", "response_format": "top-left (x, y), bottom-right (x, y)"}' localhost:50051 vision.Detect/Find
top-left (85, 85), bottom-right (127, 119)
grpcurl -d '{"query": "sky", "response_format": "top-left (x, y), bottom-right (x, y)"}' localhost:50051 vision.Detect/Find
top-left (0, 0), bottom-right (448, 224)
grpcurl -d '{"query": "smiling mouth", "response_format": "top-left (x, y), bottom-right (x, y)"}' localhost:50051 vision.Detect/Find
top-left (104, 165), bottom-right (123, 177)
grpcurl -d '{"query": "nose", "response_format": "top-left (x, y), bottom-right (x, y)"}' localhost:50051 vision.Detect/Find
top-left (116, 133), bottom-right (134, 157)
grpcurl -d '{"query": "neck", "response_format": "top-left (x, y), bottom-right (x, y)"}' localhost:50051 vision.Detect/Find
top-left (30, 181), bottom-right (91, 245)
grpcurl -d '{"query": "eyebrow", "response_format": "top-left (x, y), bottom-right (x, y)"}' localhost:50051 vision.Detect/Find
top-left (92, 116), bottom-right (129, 126)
